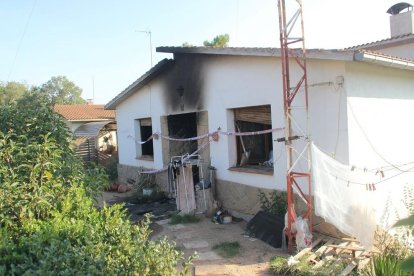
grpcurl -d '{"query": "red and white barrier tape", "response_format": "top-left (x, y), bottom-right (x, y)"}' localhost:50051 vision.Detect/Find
top-left (127, 134), bottom-right (155, 145)
top-left (219, 127), bottom-right (284, 136)
top-left (128, 127), bottom-right (283, 144)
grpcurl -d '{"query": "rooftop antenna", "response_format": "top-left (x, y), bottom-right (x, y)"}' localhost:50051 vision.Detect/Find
top-left (136, 30), bottom-right (153, 67)
top-left (92, 75), bottom-right (95, 102)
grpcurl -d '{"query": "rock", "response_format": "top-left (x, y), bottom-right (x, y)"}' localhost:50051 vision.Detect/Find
top-left (118, 184), bottom-right (131, 193)
top-left (110, 182), bottom-right (120, 191)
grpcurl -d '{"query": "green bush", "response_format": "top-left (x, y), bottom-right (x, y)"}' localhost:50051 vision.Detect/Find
top-left (0, 94), bottom-right (193, 274)
top-left (364, 254), bottom-right (406, 276)
top-left (0, 187), bottom-right (193, 275)
top-left (258, 189), bottom-right (287, 217)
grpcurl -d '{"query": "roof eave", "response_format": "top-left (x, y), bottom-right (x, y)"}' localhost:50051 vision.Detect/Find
top-left (156, 46), bottom-right (355, 61)
top-left (105, 58), bottom-right (174, 110)
top-left (354, 51), bottom-right (414, 71)
top-left (66, 118), bottom-right (114, 122)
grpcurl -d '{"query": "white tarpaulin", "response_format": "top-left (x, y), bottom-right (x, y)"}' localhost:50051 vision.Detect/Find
top-left (311, 143), bottom-right (411, 248)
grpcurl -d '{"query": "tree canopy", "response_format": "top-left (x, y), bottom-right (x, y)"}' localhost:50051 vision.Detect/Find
top-left (0, 76), bottom-right (86, 106)
top-left (182, 42), bottom-right (194, 47)
top-left (0, 93), bottom-right (192, 274)
top-left (203, 33), bottom-right (230, 47)
top-left (37, 76), bottom-right (86, 104)
top-left (0, 81), bottom-right (29, 105)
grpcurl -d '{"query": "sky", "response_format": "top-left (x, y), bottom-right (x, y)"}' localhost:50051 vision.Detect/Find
top-left (0, 0), bottom-right (402, 104)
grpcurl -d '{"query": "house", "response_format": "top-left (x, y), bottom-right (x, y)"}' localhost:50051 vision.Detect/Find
top-left (54, 103), bottom-right (117, 163)
top-left (105, 4), bottom-right (414, 227)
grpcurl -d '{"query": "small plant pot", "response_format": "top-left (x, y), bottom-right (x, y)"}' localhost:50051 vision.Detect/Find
top-left (143, 188), bottom-right (154, 197)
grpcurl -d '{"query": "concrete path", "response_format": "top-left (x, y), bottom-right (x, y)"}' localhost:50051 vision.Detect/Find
top-left (153, 216), bottom-right (286, 275)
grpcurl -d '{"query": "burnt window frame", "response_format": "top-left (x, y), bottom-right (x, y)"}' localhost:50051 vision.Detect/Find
top-left (134, 118), bottom-right (154, 159)
top-left (232, 105), bottom-right (273, 168)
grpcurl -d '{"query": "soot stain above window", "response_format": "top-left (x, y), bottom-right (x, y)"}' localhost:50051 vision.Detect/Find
top-left (163, 54), bottom-right (205, 113)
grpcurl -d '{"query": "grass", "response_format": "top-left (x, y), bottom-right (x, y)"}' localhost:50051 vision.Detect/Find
top-left (270, 254), bottom-right (350, 276)
top-left (212, 241), bottom-right (240, 258)
top-left (169, 213), bottom-right (201, 225)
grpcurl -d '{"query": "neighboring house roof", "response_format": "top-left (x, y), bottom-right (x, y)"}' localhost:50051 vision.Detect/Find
top-left (105, 46), bottom-right (414, 110)
top-left (345, 33), bottom-right (414, 51)
top-left (105, 58), bottom-right (175, 110)
top-left (54, 104), bottom-right (115, 121)
top-left (74, 121), bottom-right (116, 137)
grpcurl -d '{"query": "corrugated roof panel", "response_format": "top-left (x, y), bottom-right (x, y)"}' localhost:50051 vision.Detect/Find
top-left (74, 121), bottom-right (115, 138)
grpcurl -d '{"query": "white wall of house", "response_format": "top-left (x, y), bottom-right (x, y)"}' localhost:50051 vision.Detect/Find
top-left (115, 54), bottom-right (352, 191)
top-left (116, 53), bottom-right (414, 192)
top-left (376, 43), bottom-right (414, 60)
top-left (203, 56), bottom-right (349, 190)
top-left (346, 62), bottom-right (414, 169)
top-left (116, 79), bottom-right (167, 169)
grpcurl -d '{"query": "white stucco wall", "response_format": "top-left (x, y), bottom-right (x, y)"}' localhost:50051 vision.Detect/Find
top-left (115, 54), bottom-right (350, 191)
top-left (346, 62), bottom-right (414, 169)
top-left (202, 56), bottom-right (349, 190)
top-left (116, 79), bottom-right (166, 169)
top-left (375, 43), bottom-right (414, 60)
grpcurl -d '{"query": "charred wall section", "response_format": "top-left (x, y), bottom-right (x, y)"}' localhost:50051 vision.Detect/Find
top-left (162, 54), bottom-right (205, 113)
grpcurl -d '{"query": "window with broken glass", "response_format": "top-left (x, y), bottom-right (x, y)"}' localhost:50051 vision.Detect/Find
top-left (134, 118), bottom-right (154, 159)
top-left (233, 105), bottom-right (273, 171)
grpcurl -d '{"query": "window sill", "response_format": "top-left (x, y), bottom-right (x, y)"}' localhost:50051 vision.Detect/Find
top-left (228, 165), bottom-right (274, 176)
top-left (136, 156), bottom-right (154, 161)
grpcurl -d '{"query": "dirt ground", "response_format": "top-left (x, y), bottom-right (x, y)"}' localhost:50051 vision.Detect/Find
top-left (98, 191), bottom-right (288, 275)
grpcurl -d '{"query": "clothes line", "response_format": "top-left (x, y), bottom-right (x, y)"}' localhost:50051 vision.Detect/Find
top-left (127, 127), bottom-right (284, 145)
top-left (311, 142), bottom-right (412, 248)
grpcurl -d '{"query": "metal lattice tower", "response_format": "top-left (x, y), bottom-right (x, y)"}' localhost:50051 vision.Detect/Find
top-left (277, 0), bottom-right (312, 251)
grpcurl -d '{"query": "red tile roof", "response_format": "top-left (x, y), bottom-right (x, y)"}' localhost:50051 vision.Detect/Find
top-left (54, 104), bottom-right (115, 121)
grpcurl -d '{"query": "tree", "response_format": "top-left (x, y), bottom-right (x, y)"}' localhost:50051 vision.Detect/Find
top-left (0, 81), bottom-right (28, 105)
top-left (38, 76), bottom-right (86, 104)
top-left (0, 93), bottom-right (193, 274)
top-left (203, 33), bottom-right (230, 47)
top-left (182, 42), bottom-right (194, 47)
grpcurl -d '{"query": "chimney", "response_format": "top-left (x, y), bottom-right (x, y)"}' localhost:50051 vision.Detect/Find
top-left (387, 2), bottom-right (414, 37)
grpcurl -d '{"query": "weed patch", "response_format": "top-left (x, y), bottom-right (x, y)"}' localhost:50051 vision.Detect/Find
top-left (213, 241), bottom-right (240, 258)
top-left (170, 214), bottom-right (201, 225)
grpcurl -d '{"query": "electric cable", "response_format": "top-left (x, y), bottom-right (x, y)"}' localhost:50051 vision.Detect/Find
top-left (8, 0), bottom-right (37, 80)
top-left (347, 101), bottom-right (414, 173)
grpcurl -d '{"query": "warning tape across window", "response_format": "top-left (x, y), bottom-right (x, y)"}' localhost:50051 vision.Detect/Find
top-left (127, 127), bottom-right (284, 144)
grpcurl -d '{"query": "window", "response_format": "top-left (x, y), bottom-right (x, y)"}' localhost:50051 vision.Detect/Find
top-left (134, 118), bottom-right (153, 159)
top-left (233, 105), bottom-right (273, 168)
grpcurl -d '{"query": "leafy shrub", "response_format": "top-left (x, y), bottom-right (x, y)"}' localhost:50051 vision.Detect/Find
top-left (270, 256), bottom-right (292, 275)
top-left (104, 156), bottom-right (119, 182)
top-left (0, 94), bottom-right (193, 274)
top-left (258, 189), bottom-right (287, 217)
top-left (364, 254), bottom-right (406, 276)
top-left (270, 255), bottom-right (349, 276)
top-left (362, 230), bottom-right (411, 276)
top-left (0, 187), bottom-right (193, 275)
